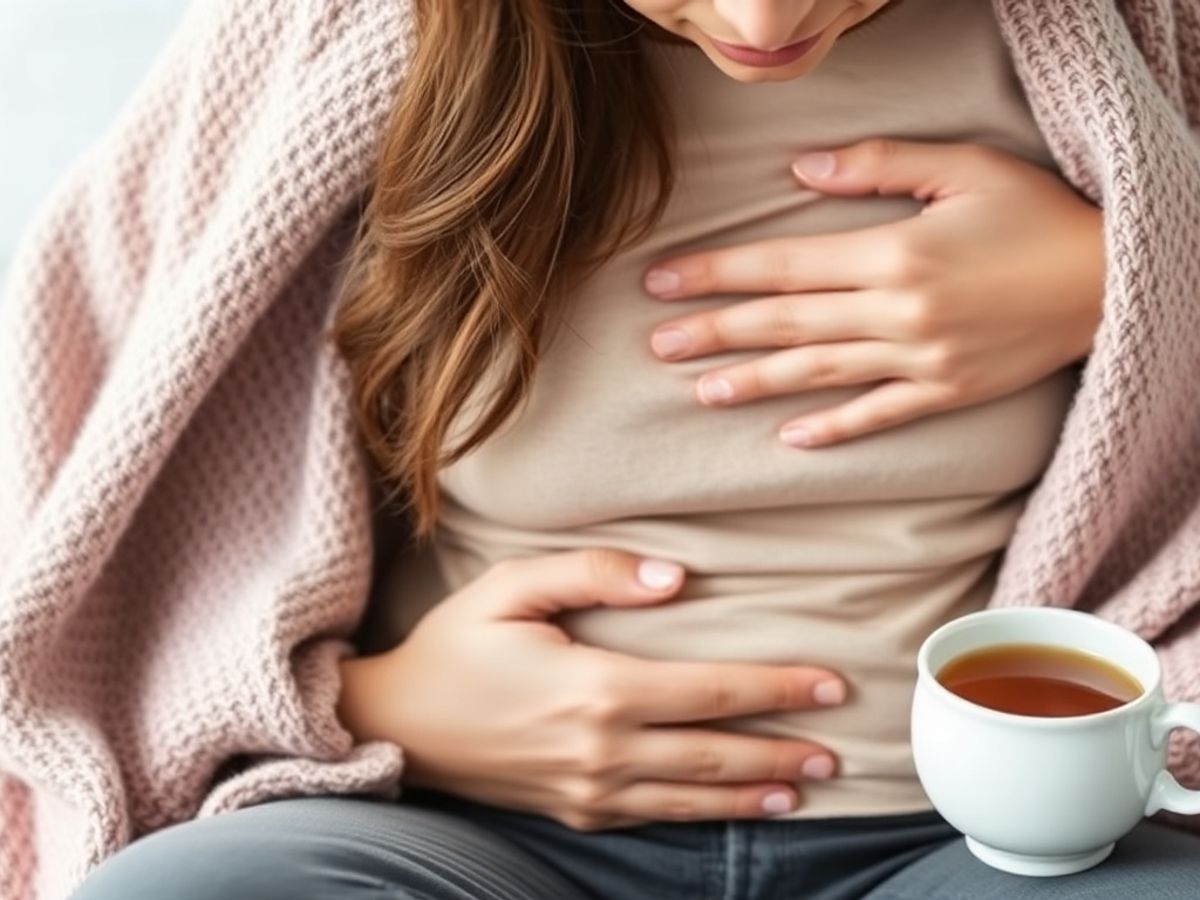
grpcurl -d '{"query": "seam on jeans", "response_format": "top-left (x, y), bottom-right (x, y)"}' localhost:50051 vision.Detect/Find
top-left (721, 822), bottom-right (740, 900)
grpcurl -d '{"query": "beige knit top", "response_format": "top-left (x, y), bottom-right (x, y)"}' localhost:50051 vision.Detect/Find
top-left (379, 0), bottom-right (1079, 817)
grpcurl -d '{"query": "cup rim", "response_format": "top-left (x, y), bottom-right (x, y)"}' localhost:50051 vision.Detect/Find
top-left (916, 607), bottom-right (1161, 728)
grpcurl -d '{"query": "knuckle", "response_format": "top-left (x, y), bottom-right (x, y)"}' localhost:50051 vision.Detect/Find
top-left (687, 255), bottom-right (716, 293)
top-left (574, 667), bottom-right (626, 724)
top-left (803, 349), bottom-right (840, 385)
top-left (769, 300), bottom-right (805, 347)
top-left (941, 379), bottom-right (972, 406)
top-left (896, 292), bottom-right (938, 338)
top-left (846, 400), bottom-right (892, 434)
top-left (768, 748), bottom-right (799, 782)
top-left (816, 418), bottom-right (844, 444)
top-left (658, 795), bottom-right (700, 822)
top-left (707, 311), bottom-right (735, 349)
top-left (767, 243), bottom-right (802, 292)
top-left (860, 137), bottom-right (900, 168)
top-left (920, 284), bottom-right (952, 322)
top-left (870, 402), bottom-right (907, 431)
top-left (583, 693), bottom-right (625, 726)
top-left (563, 776), bottom-right (609, 811)
top-left (774, 674), bottom-right (804, 711)
top-left (705, 677), bottom-right (742, 718)
top-left (575, 731), bottom-right (619, 777)
top-left (922, 341), bottom-right (960, 379)
top-left (745, 363), bottom-right (777, 398)
top-left (941, 385), bottom-right (969, 408)
top-left (580, 547), bottom-right (624, 586)
top-left (931, 376), bottom-right (970, 406)
top-left (686, 745), bottom-right (728, 782)
top-left (559, 809), bottom-right (607, 832)
top-left (885, 233), bottom-right (930, 287)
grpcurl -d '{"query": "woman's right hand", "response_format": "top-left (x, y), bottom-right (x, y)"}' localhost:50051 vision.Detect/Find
top-left (337, 549), bottom-right (846, 831)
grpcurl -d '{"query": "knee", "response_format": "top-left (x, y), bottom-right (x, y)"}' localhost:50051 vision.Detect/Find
top-left (72, 801), bottom-right (395, 900)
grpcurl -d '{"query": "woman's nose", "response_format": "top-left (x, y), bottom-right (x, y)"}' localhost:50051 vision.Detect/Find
top-left (711, 0), bottom-right (818, 50)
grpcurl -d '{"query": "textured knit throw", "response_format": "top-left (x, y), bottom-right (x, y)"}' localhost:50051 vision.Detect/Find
top-left (1, 0), bottom-right (1198, 897)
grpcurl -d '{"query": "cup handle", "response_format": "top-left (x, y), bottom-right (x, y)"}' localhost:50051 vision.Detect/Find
top-left (1145, 702), bottom-right (1200, 816)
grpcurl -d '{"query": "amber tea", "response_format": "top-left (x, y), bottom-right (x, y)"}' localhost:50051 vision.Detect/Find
top-left (936, 642), bottom-right (1143, 717)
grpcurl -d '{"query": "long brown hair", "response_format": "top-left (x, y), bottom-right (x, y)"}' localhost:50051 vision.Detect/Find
top-left (330, 0), bottom-right (675, 541)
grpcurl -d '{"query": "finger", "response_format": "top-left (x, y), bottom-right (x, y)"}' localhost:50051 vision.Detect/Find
top-left (605, 780), bottom-right (804, 823)
top-left (791, 138), bottom-right (1019, 202)
top-left (695, 341), bottom-right (910, 407)
top-left (779, 380), bottom-right (958, 449)
top-left (477, 549), bottom-right (686, 621)
top-left (643, 228), bottom-right (903, 300)
top-left (650, 290), bottom-right (898, 361)
top-left (627, 729), bottom-right (836, 785)
top-left (604, 657), bottom-right (847, 724)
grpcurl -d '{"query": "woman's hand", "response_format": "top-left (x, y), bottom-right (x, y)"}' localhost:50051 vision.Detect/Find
top-left (644, 139), bottom-right (1105, 448)
top-left (337, 549), bottom-right (845, 831)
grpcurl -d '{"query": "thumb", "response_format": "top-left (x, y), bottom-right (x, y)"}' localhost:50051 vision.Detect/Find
top-left (792, 138), bottom-right (997, 202)
top-left (476, 549), bottom-right (686, 621)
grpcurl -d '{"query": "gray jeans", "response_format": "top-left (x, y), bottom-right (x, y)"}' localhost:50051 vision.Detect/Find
top-left (73, 788), bottom-right (1200, 899)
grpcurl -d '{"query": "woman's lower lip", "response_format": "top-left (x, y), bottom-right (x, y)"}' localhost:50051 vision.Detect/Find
top-left (708, 32), bottom-right (823, 68)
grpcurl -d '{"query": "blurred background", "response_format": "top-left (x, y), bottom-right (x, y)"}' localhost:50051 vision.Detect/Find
top-left (0, 0), bottom-right (188, 276)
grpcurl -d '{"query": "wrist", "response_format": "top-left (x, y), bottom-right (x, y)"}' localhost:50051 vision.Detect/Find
top-left (1069, 208), bottom-right (1106, 362)
top-left (336, 651), bottom-right (400, 744)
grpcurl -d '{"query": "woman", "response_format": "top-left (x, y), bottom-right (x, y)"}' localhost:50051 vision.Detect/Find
top-left (2, 0), bottom-right (1199, 897)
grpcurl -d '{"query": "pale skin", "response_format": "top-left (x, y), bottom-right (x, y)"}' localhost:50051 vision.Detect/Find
top-left (337, 0), bottom-right (1106, 831)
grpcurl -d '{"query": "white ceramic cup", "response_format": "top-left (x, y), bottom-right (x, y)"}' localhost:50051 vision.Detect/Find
top-left (911, 607), bottom-right (1200, 877)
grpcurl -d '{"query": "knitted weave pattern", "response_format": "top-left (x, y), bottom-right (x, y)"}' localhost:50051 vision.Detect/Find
top-left (0, 1), bottom-right (1196, 897)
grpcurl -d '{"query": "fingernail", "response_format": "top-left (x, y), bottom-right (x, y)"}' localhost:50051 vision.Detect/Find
top-left (793, 152), bottom-right (836, 180)
top-left (762, 791), bottom-right (795, 814)
top-left (780, 424), bottom-right (813, 448)
top-left (646, 269), bottom-right (682, 296)
top-left (651, 328), bottom-right (690, 359)
top-left (698, 377), bottom-right (734, 404)
top-left (637, 558), bottom-right (684, 591)
top-left (802, 754), bottom-right (835, 780)
top-left (813, 680), bottom-right (846, 706)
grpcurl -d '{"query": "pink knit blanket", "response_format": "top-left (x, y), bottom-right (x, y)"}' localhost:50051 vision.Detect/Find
top-left (1, 1), bottom-right (1198, 897)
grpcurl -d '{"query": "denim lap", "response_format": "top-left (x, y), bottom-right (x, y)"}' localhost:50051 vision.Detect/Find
top-left (72, 789), bottom-right (1200, 900)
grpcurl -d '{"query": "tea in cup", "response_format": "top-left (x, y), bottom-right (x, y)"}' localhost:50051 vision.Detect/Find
top-left (911, 607), bottom-right (1200, 876)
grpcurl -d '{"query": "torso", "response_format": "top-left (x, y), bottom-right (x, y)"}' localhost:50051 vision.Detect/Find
top-left (377, 0), bottom-right (1079, 817)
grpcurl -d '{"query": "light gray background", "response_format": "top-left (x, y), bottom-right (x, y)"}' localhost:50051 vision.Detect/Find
top-left (0, 0), bottom-right (189, 276)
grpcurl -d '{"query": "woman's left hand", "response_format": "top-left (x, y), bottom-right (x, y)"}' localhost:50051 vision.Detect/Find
top-left (644, 139), bottom-right (1105, 449)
